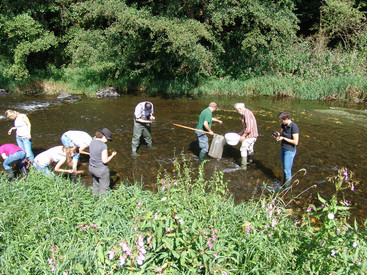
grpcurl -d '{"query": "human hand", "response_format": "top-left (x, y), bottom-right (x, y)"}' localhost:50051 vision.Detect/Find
top-left (209, 131), bottom-right (215, 136)
top-left (7, 129), bottom-right (12, 135)
top-left (111, 151), bottom-right (117, 157)
top-left (218, 120), bottom-right (223, 125)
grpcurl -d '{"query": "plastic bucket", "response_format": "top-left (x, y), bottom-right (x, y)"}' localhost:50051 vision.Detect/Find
top-left (224, 132), bottom-right (241, 146)
top-left (208, 134), bottom-right (226, 159)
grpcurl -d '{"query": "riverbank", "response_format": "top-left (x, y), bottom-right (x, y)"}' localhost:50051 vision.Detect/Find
top-left (0, 160), bottom-right (365, 274)
top-left (2, 74), bottom-right (367, 102)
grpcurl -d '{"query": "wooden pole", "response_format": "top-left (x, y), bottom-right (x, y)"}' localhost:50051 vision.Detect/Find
top-left (172, 123), bottom-right (212, 134)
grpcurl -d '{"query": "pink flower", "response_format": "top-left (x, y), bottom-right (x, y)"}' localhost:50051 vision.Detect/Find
top-left (211, 228), bottom-right (216, 234)
top-left (343, 170), bottom-right (348, 180)
top-left (212, 235), bottom-right (217, 241)
top-left (178, 219), bottom-right (183, 225)
top-left (351, 185), bottom-right (355, 192)
top-left (344, 200), bottom-right (350, 206)
top-left (214, 254), bottom-right (218, 259)
top-left (200, 265), bottom-right (204, 269)
top-left (120, 255), bottom-right (126, 266)
top-left (137, 254), bottom-right (145, 265)
top-left (353, 241), bottom-right (358, 248)
top-left (48, 258), bottom-right (53, 265)
top-left (271, 219), bottom-right (276, 227)
top-left (51, 266), bottom-right (56, 272)
top-left (222, 271), bottom-right (227, 275)
top-left (147, 236), bottom-right (153, 243)
top-left (331, 250), bottom-right (336, 256)
top-left (306, 206), bottom-right (312, 213)
top-left (51, 246), bottom-right (57, 252)
top-left (108, 251), bottom-right (115, 260)
top-left (295, 221), bottom-right (300, 226)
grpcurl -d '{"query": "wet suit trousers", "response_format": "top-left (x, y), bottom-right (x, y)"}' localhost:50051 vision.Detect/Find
top-left (131, 120), bottom-right (152, 152)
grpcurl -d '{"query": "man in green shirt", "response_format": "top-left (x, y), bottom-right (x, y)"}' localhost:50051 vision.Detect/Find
top-left (195, 102), bottom-right (223, 161)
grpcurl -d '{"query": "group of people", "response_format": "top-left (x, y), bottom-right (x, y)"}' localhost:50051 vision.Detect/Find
top-left (1, 100), bottom-right (299, 193)
top-left (2, 110), bottom-right (117, 195)
top-left (196, 102), bottom-right (299, 189)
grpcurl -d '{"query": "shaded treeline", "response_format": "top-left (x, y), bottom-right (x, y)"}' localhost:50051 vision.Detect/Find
top-left (0, 0), bottom-right (366, 99)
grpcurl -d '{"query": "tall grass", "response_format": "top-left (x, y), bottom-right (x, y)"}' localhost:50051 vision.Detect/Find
top-left (0, 159), bottom-right (366, 274)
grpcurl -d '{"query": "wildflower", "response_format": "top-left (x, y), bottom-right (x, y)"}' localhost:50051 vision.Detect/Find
top-left (321, 204), bottom-right (325, 208)
top-left (264, 224), bottom-right (269, 229)
top-left (211, 228), bottom-right (216, 234)
top-left (351, 185), bottom-right (355, 192)
top-left (167, 227), bottom-right (171, 232)
top-left (138, 236), bottom-right (144, 247)
top-left (344, 200), bottom-right (350, 206)
top-left (173, 181), bottom-right (178, 186)
top-left (331, 250), bottom-right (336, 256)
top-left (295, 221), bottom-right (300, 226)
top-left (271, 219), bottom-right (276, 227)
top-left (343, 170), bottom-right (348, 180)
top-left (161, 186), bottom-right (166, 191)
top-left (343, 225), bottom-right (349, 231)
top-left (178, 218), bottom-right (183, 225)
top-left (51, 246), bottom-right (57, 252)
top-left (120, 255), bottom-right (126, 266)
top-left (160, 197), bottom-right (167, 201)
top-left (51, 266), bottom-right (56, 272)
top-left (200, 265), bottom-right (204, 269)
top-left (137, 254), bottom-right (145, 265)
top-left (154, 212), bottom-right (159, 219)
top-left (137, 201), bottom-right (143, 207)
top-left (134, 226), bottom-right (138, 231)
top-left (90, 224), bottom-right (98, 229)
top-left (269, 210), bottom-right (273, 219)
top-left (108, 250), bottom-right (115, 260)
top-left (306, 206), bottom-right (312, 213)
top-left (222, 271), bottom-right (227, 275)
top-left (214, 254), bottom-right (218, 259)
top-left (147, 235), bottom-right (153, 243)
top-left (213, 235), bottom-right (217, 241)
top-left (139, 247), bottom-right (147, 255)
top-left (157, 267), bottom-right (162, 273)
top-left (353, 241), bottom-right (358, 248)
top-left (48, 258), bottom-right (53, 265)
top-left (328, 213), bottom-right (335, 220)
top-left (337, 228), bottom-right (341, 234)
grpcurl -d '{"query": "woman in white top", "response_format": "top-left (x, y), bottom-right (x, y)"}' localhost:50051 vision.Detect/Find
top-left (33, 145), bottom-right (79, 176)
top-left (5, 110), bottom-right (34, 161)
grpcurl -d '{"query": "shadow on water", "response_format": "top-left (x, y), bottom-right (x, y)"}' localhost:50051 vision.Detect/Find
top-left (0, 94), bottom-right (366, 222)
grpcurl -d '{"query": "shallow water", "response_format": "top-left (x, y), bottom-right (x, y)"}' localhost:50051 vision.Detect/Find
top-left (1, 94), bottom-right (366, 221)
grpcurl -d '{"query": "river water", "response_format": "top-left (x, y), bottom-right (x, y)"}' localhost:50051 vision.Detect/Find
top-left (1, 94), bottom-right (366, 220)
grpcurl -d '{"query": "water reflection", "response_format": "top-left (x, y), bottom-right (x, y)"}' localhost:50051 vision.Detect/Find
top-left (0, 94), bottom-right (366, 221)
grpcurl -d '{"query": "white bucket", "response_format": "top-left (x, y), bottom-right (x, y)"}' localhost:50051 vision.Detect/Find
top-left (224, 132), bottom-right (241, 146)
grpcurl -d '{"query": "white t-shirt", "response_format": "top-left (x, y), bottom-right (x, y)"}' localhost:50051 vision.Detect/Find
top-left (64, 130), bottom-right (92, 147)
top-left (14, 114), bottom-right (30, 138)
top-left (34, 146), bottom-right (66, 167)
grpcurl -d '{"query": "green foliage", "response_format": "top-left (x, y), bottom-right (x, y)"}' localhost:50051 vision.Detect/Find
top-left (0, 160), bottom-right (366, 273)
top-left (0, 14), bottom-right (57, 80)
top-left (320, 0), bottom-right (366, 49)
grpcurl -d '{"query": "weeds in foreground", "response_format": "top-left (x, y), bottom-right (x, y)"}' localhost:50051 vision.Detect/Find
top-left (0, 160), bottom-right (365, 274)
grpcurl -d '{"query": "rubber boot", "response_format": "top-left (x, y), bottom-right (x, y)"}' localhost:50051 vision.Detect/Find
top-left (5, 169), bottom-right (15, 181)
top-left (21, 166), bottom-right (28, 176)
top-left (248, 154), bottom-right (254, 164)
top-left (241, 157), bottom-right (248, 170)
top-left (199, 152), bottom-right (206, 162)
top-left (131, 145), bottom-right (138, 156)
top-left (283, 179), bottom-right (291, 189)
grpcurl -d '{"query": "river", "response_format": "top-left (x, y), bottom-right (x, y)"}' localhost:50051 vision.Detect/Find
top-left (1, 94), bottom-right (366, 221)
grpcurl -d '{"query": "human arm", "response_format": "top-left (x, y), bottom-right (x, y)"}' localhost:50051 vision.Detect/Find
top-left (203, 121), bottom-right (215, 135)
top-left (101, 149), bottom-right (117, 164)
top-left (277, 133), bottom-right (299, 145)
top-left (79, 145), bottom-right (90, 155)
top-left (7, 127), bottom-right (16, 135)
top-left (135, 117), bottom-right (153, 124)
top-left (1, 153), bottom-right (7, 160)
top-left (23, 116), bottom-right (32, 139)
top-left (54, 158), bottom-right (73, 174)
top-left (212, 117), bottom-right (223, 125)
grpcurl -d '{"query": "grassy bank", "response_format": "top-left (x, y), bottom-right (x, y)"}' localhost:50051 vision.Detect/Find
top-left (0, 159), bottom-right (366, 274)
top-left (2, 73), bottom-right (367, 102)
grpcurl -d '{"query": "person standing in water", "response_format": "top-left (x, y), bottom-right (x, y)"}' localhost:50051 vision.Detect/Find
top-left (5, 110), bottom-right (34, 162)
top-left (234, 103), bottom-right (258, 171)
top-left (195, 102), bottom-right (222, 161)
top-left (274, 111), bottom-right (299, 189)
top-left (89, 128), bottom-right (117, 195)
top-left (131, 101), bottom-right (155, 155)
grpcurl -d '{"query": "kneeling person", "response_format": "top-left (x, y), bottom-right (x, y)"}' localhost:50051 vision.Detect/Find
top-left (0, 143), bottom-right (27, 181)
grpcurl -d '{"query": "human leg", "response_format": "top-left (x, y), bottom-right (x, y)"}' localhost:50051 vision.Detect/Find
top-left (196, 131), bottom-right (209, 161)
top-left (281, 148), bottom-right (296, 188)
top-left (142, 125), bottom-right (152, 148)
top-left (17, 137), bottom-right (34, 161)
top-left (89, 166), bottom-right (110, 195)
top-left (132, 121), bottom-right (144, 154)
top-left (33, 162), bottom-right (54, 176)
top-left (240, 138), bottom-right (256, 170)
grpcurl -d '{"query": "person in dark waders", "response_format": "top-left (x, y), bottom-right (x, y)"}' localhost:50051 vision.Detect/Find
top-left (195, 102), bottom-right (223, 161)
top-left (131, 101), bottom-right (155, 156)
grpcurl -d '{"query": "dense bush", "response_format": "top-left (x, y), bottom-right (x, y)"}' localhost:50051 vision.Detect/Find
top-left (0, 159), bottom-right (366, 274)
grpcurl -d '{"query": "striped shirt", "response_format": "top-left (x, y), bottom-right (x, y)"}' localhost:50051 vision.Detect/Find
top-left (241, 108), bottom-right (258, 139)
